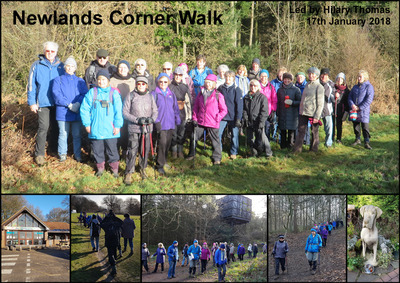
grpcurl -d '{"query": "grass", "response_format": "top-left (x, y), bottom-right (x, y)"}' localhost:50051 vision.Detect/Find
top-left (70, 213), bottom-right (140, 282)
top-left (1, 112), bottom-right (399, 193)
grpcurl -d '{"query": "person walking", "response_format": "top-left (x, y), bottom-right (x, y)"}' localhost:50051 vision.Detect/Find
top-left (89, 214), bottom-right (101, 252)
top-left (100, 210), bottom-right (123, 276)
top-left (142, 243), bottom-right (151, 273)
top-left (211, 243), bottom-right (218, 267)
top-left (167, 240), bottom-right (179, 279)
top-left (272, 235), bottom-right (289, 280)
top-left (253, 243), bottom-right (259, 258)
top-left (237, 244), bottom-right (245, 261)
top-left (187, 240), bottom-right (201, 278)
top-left (247, 243), bottom-right (253, 258)
top-left (28, 41), bottom-right (64, 165)
top-left (121, 213), bottom-right (136, 255)
top-left (321, 226), bottom-right (329, 247)
top-left (181, 243), bottom-right (189, 267)
top-left (200, 242), bottom-right (211, 274)
top-left (229, 243), bottom-right (236, 263)
top-left (305, 228), bottom-right (322, 275)
top-left (152, 243), bottom-right (166, 273)
top-left (215, 243), bottom-right (227, 282)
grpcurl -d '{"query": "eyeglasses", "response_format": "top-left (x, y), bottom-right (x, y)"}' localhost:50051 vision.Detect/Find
top-left (163, 68), bottom-right (171, 71)
top-left (45, 50), bottom-right (56, 53)
top-left (250, 84), bottom-right (257, 87)
top-left (174, 74), bottom-right (183, 76)
top-left (137, 82), bottom-right (147, 86)
top-left (159, 81), bottom-right (169, 84)
top-left (137, 64), bottom-right (145, 66)
top-left (97, 56), bottom-right (107, 60)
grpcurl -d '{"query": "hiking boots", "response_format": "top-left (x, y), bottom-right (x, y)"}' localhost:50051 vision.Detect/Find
top-left (178, 151), bottom-right (184, 159)
top-left (158, 168), bottom-right (166, 176)
top-left (109, 161), bottom-right (119, 178)
top-left (230, 154), bottom-right (237, 160)
top-left (95, 170), bottom-right (104, 177)
top-left (351, 139), bottom-right (361, 146)
top-left (35, 155), bottom-right (45, 166)
top-left (140, 169), bottom-right (148, 180)
top-left (172, 151), bottom-right (178, 159)
top-left (364, 142), bottom-right (372, 150)
top-left (186, 155), bottom-right (194, 161)
top-left (59, 154), bottom-right (67, 162)
top-left (213, 161), bottom-right (221, 165)
top-left (124, 173), bottom-right (133, 185)
top-left (311, 270), bottom-right (316, 275)
top-left (96, 162), bottom-right (105, 177)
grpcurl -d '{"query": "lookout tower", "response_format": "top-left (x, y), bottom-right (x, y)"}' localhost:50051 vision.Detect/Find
top-left (218, 195), bottom-right (252, 225)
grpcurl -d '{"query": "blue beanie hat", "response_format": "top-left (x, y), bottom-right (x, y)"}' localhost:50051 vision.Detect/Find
top-left (220, 244), bottom-right (225, 249)
top-left (157, 72), bottom-right (170, 82)
top-left (97, 69), bottom-right (110, 81)
top-left (194, 239), bottom-right (198, 244)
top-left (173, 240), bottom-right (178, 244)
top-left (311, 228), bottom-right (317, 232)
top-left (260, 69), bottom-right (269, 78)
top-left (118, 60), bottom-right (130, 70)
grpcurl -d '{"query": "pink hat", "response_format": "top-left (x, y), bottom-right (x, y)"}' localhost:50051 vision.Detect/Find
top-left (203, 242), bottom-right (207, 245)
top-left (205, 74), bottom-right (217, 82)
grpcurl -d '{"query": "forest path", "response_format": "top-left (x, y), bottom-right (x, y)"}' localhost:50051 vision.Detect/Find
top-left (268, 227), bottom-right (346, 282)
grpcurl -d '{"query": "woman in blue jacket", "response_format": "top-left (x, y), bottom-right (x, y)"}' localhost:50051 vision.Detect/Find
top-left (152, 243), bottom-right (166, 273)
top-left (348, 70), bottom-right (374, 149)
top-left (80, 70), bottom-right (123, 177)
top-left (215, 244), bottom-right (227, 282)
top-left (187, 239), bottom-right (201, 278)
top-left (52, 57), bottom-right (88, 162)
top-left (305, 228), bottom-right (322, 275)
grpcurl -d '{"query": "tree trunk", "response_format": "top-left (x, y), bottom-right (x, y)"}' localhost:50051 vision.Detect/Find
top-left (231, 1), bottom-right (237, 47)
top-left (249, 1), bottom-right (254, 47)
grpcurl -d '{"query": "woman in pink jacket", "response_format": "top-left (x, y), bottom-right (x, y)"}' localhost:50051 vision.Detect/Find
top-left (259, 69), bottom-right (277, 140)
top-left (187, 74), bottom-right (228, 165)
top-left (200, 242), bottom-right (211, 274)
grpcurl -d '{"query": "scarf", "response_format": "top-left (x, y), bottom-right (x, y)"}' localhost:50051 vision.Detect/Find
top-left (335, 84), bottom-right (347, 91)
top-left (136, 89), bottom-right (148, 96)
top-left (220, 248), bottom-right (225, 262)
top-left (111, 71), bottom-right (131, 80)
top-left (236, 75), bottom-right (249, 96)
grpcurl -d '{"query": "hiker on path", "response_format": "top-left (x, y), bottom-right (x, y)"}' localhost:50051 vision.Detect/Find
top-left (200, 242), bottom-right (211, 274)
top-left (142, 243), bottom-right (150, 273)
top-left (100, 210), bottom-right (123, 276)
top-left (238, 244), bottom-right (245, 261)
top-left (229, 243), bottom-right (236, 263)
top-left (121, 213), bottom-right (136, 255)
top-left (321, 226), bottom-right (329, 248)
top-left (89, 214), bottom-right (101, 252)
top-left (152, 243), bottom-right (166, 273)
top-left (253, 243), bottom-right (259, 258)
top-left (167, 240), bottom-right (179, 279)
top-left (187, 239), bottom-right (201, 278)
top-left (211, 243), bottom-right (218, 266)
top-left (247, 243), bottom-right (253, 258)
top-left (305, 228), bottom-right (322, 275)
top-left (272, 235), bottom-right (289, 280)
top-left (215, 243), bottom-right (228, 283)
top-left (181, 243), bottom-right (189, 267)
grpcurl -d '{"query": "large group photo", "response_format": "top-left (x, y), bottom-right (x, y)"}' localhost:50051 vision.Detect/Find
top-left (1, 1), bottom-right (399, 193)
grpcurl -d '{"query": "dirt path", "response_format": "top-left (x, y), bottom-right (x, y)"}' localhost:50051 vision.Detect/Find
top-left (268, 227), bottom-right (346, 282)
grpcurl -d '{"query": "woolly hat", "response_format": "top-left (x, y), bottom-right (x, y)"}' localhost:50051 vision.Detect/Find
top-left (96, 49), bottom-right (109, 58)
top-left (220, 244), bottom-right (225, 249)
top-left (178, 63), bottom-right (188, 72)
top-left (320, 68), bottom-right (330, 75)
top-left (64, 57), bottom-right (77, 69)
top-left (283, 72), bottom-right (293, 81)
top-left (311, 228), bottom-right (317, 232)
top-left (336, 72), bottom-right (346, 82)
top-left (307, 67), bottom-right (320, 77)
top-left (260, 69), bottom-right (269, 78)
top-left (173, 240), bottom-right (178, 244)
top-left (118, 60), bottom-right (130, 70)
top-left (136, 76), bottom-right (148, 85)
top-left (193, 239), bottom-right (198, 244)
top-left (252, 58), bottom-right (261, 66)
top-left (157, 72), bottom-right (170, 82)
top-left (97, 69), bottom-right (110, 80)
top-left (296, 72), bottom-right (306, 78)
top-left (173, 67), bottom-right (185, 75)
top-left (205, 74), bottom-right (218, 82)
top-left (203, 242), bottom-right (207, 245)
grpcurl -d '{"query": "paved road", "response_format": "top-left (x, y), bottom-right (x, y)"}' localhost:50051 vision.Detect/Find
top-left (1, 248), bottom-right (69, 282)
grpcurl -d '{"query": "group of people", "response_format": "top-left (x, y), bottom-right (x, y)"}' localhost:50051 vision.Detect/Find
top-left (28, 41), bottom-right (375, 182)
top-left (142, 240), bottom-right (265, 282)
top-left (272, 220), bottom-right (341, 280)
top-left (83, 210), bottom-right (136, 276)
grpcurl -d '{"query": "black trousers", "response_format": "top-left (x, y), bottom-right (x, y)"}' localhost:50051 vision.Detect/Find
top-left (107, 245), bottom-right (117, 266)
top-left (171, 121), bottom-right (187, 152)
top-left (275, 258), bottom-right (285, 275)
top-left (201, 259), bottom-right (208, 273)
top-left (246, 126), bottom-right (273, 156)
top-left (280, 129), bottom-right (296, 149)
top-left (125, 133), bottom-right (150, 174)
top-left (117, 120), bottom-right (129, 152)
top-left (91, 138), bottom-right (119, 164)
top-left (156, 129), bottom-right (174, 169)
top-left (189, 126), bottom-right (222, 162)
top-left (352, 121), bottom-right (370, 142)
top-left (153, 262), bottom-right (164, 272)
top-left (322, 237), bottom-right (327, 247)
top-left (35, 106), bottom-right (58, 156)
top-left (142, 260), bottom-right (149, 271)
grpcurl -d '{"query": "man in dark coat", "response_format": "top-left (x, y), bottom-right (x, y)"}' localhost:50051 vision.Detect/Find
top-left (272, 235), bottom-right (289, 279)
top-left (100, 210), bottom-right (123, 276)
top-left (84, 49), bottom-right (117, 89)
top-left (122, 213), bottom-right (136, 255)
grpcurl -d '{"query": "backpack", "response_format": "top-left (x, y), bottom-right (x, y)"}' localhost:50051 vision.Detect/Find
top-left (93, 87), bottom-right (116, 115)
top-left (88, 65), bottom-right (96, 88)
top-left (91, 222), bottom-right (100, 237)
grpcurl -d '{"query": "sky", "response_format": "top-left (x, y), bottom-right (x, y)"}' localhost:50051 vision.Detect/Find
top-left (24, 195), bottom-right (68, 216)
top-left (82, 195), bottom-right (140, 207)
top-left (215, 195), bottom-right (267, 217)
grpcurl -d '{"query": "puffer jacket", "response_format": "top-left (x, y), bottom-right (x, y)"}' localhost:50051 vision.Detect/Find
top-left (52, 73), bottom-right (88, 121)
top-left (200, 247), bottom-right (211, 260)
top-left (276, 82), bottom-right (302, 130)
top-left (80, 86), bottom-right (124, 139)
top-left (243, 91), bottom-right (269, 128)
top-left (299, 79), bottom-right (325, 119)
top-left (260, 82), bottom-right (277, 115)
top-left (152, 87), bottom-right (181, 131)
top-left (123, 89), bottom-right (158, 134)
top-left (217, 83), bottom-right (243, 122)
top-left (153, 247), bottom-right (166, 263)
top-left (348, 80), bottom-right (374, 123)
top-left (305, 233), bottom-right (322, 253)
top-left (192, 87), bottom-right (228, 129)
top-left (27, 54), bottom-right (65, 107)
top-left (320, 228), bottom-right (329, 239)
top-left (215, 248), bottom-right (227, 265)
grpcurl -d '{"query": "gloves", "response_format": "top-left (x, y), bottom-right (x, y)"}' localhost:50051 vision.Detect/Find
top-left (242, 119), bottom-right (248, 128)
top-left (146, 117), bottom-right (154, 124)
top-left (192, 120), bottom-right (198, 127)
top-left (68, 102), bottom-right (81, 113)
top-left (137, 117), bottom-right (147, 125)
top-left (267, 111), bottom-right (275, 122)
top-left (235, 119), bottom-right (241, 128)
top-left (284, 99), bottom-right (293, 105)
top-left (155, 122), bottom-right (162, 133)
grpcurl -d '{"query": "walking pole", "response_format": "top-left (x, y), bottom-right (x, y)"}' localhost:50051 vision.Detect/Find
top-left (193, 123), bottom-right (197, 168)
top-left (203, 129), bottom-right (206, 150)
top-left (142, 125), bottom-right (145, 158)
top-left (148, 124), bottom-right (155, 180)
top-left (286, 254), bottom-right (288, 274)
top-left (152, 128), bottom-right (158, 180)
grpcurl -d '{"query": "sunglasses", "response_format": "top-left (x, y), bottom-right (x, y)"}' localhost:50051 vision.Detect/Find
top-left (137, 64), bottom-right (145, 66)
top-left (45, 50), bottom-right (56, 53)
top-left (97, 56), bottom-right (107, 60)
top-left (250, 84), bottom-right (257, 87)
top-left (175, 74), bottom-right (183, 76)
top-left (163, 68), bottom-right (171, 71)
top-left (159, 81), bottom-right (169, 84)
top-left (137, 82), bottom-right (147, 86)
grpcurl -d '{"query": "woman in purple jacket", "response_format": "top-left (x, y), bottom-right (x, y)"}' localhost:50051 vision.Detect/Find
top-left (152, 243), bottom-right (166, 273)
top-left (200, 242), bottom-right (211, 274)
top-left (52, 57), bottom-right (88, 162)
top-left (348, 70), bottom-right (374, 149)
top-left (187, 74), bottom-right (228, 165)
top-left (152, 73), bottom-right (181, 175)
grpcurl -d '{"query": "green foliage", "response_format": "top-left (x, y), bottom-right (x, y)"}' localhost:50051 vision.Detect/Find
top-left (377, 250), bottom-right (394, 269)
top-left (347, 222), bottom-right (355, 238)
top-left (347, 254), bottom-right (366, 271)
top-left (355, 239), bottom-right (363, 252)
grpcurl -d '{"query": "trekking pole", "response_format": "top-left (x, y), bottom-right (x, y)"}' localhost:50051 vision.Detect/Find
top-left (142, 125), bottom-right (145, 158)
top-left (153, 129), bottom-right (158, 180)
top-left (203, 129), bottom-right (206, 150)
top-left (286, 254), bottom-right (288, 274)
top-left (193, 123), bottom-right (197, 168)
